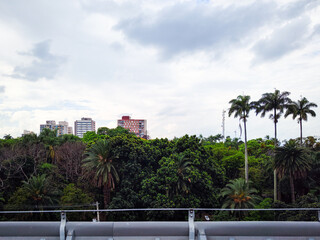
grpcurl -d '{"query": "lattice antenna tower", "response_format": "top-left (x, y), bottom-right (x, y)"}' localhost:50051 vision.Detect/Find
top-left (222, 109), bottom-right (226, 140)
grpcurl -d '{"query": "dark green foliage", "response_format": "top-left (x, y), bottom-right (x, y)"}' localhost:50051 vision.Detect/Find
top-left (275, 140), bottom-right (311, 202)
top-left (1, 125), bottom-right (320, 221)
top-left (273, 194), bottom-right (320, 221)
top-left (244, 198), bottom-right (274, 221)
top-left (5, 174), bottom-right (60, 220)
top-left (82, 139), bottom-right (119, 208)
top-left (60, 183), bottom-right (94, 220)
top-left (220, 178), bottom-right (261, 219)
top-left (97, 126), bottom-right (133, 137)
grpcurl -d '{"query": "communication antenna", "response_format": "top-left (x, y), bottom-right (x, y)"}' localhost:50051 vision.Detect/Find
top-left (222, 109), bottom-right (226, 140)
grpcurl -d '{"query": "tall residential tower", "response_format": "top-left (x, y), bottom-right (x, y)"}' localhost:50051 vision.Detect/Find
top-left (74, 117), bottom-right (96, 138)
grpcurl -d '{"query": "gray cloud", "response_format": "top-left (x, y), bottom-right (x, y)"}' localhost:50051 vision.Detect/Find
top-left (115, 1), bottom-right (319, 60)
top-left (279, 0), bottom-right (320, 19)
top-left (0, 85), bottom-right (4, 93)
top-left (1, 100), bottom-right (90, 112)
top-left (311, 24), bottom-right (320, 37)
top-left (116, 2), bottom-right (276, 58)
top-left (253, 17), bottom-right (311, 62)
top-left (10, 40), bottom-right (65, 81)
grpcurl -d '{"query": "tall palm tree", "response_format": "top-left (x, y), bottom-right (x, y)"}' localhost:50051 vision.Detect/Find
top-left (82, 139), bottom-right (119, 208)
top-left (255, 89), bottom-right (291, 143)
top-left (274, 140), bottom-right (311, 203)
top-left (285, 97), bottom-right (317, 145)
top-left (220, 178), bottom-right (261, 218)
top-left (255, 89), bottom-right (291, 201)
top-left (229, 95), bottom-right (255, 183)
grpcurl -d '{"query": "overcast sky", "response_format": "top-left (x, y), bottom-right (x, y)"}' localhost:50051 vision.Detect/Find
top-left (0, 0), bottom-right (319, 141)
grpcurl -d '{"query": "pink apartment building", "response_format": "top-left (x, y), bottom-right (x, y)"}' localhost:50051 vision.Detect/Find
top-left (117, 116), bottom-right (147, 139)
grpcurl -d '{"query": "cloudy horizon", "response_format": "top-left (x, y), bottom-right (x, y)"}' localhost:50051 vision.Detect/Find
top-left (0, 0), bottom-right (319, 141)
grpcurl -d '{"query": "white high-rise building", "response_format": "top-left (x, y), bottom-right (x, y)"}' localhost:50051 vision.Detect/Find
top-left (74, 117), bottom-right (96, 138)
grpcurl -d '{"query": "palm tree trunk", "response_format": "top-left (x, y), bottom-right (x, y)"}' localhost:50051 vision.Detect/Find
top-left (274, 108), bottom-right (278, 144)
top-left (273, 169), bottom-right (277, 201)
top-left (289, 174), bottom-right (295, 203)
top-left (103, 184), bottom-right (111, 208)
top-left (244, 118), bottom-right (249, 183)
top-left (299, 119), bottom-right (303, 145)
top-left (273, 110), bottom-right (278, 202)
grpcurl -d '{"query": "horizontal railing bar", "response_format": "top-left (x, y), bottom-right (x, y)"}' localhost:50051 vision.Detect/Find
top-left (1, 208), bottom-right (320, 214)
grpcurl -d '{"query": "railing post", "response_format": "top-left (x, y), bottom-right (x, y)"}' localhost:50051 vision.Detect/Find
top-left (60, 212), bottom-right (67, 240)
top-left (318, 210), bottom-right (320, 222)
top-left (96, 201), bottom-right (100, 222)
top-left (189, 209), bottom-right (195, 240)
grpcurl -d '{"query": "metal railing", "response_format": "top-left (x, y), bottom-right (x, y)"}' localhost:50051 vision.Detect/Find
top-left (1, 208), bottom-right (320, 240)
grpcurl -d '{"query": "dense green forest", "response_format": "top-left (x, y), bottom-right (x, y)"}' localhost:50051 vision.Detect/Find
top-left (1, 127), bottom-right (320, 221)
top-left (1, 90), bottom-right (319, 221)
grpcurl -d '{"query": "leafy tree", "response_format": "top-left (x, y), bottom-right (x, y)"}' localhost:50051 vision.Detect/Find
top-left (21, 174), bottom-right (57, 209)
top-left (58, 134), bottom-right (81, 144)
top-left (273, 194), bottom-right (320, 221)
top-left (220, 178), bottom-right (261, 219)
top-left (285, 97), bottom-right (317, 145)
top-left (82, 139), bottom-right (119, 208)
top-left (38, 128), bottom-right (59, 146)
top-left (244, 198), bottom-right (274, 221)
top-left (274, 140), bottom-right (311, 203)
top-left (228, 95), bottom-right (255, 183)
top-left (82, 131), bottom-right (104, 147)
top-left (97, 126), bottom-right (133, 137)
top-left (255, 89), bottom-right (291, 201)
top-left (3, 134), bottom-right (13, 140)
top-left (20, 133), bottom-right (39, 146)
top-left (60, 183), bottom-right (94, 220)
top-left (5, 174), bottom-right (59, 220)
top-left (201, 134), bottom-right (223, 145)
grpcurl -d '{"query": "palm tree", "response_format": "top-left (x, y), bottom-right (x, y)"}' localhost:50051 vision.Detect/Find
top-left (22, 174), bottom-right (56, 211)
top-left (285, 97), bottom-right (317, 145)
top-left (174, 154), bottom-right (192, 195)
top-left (82, 139), bottom-right (119, 208)
top-left (220, 178), bottom-right (261, 218)
top-left (228, 95), bottom-right (255, 183)
top-left (255, 89), bottom-right (291, 201)
top-left (255, 89), bottom-right (291, 143)
top-left (274, 140), bottom-right (311, 203)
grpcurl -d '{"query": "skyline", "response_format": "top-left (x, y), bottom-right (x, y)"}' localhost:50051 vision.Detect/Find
top-left (0, 0), bottom-right (320, 141)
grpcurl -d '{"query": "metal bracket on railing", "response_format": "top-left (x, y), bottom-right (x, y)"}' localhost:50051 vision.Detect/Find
top-left (197, 228), bottom-right (207, 240)
top-left (66, 229), bottom-right (74, 240)
top-left (60, 212), bottom-right (67, 240)
top-left (189, 209), bottom-right (195, 240)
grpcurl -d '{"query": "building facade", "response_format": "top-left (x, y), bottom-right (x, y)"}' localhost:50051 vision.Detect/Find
top-left (40, 120), bottom-right (56, 133)
top-left (117, 116), bottom-right (147, 138)
top-left (22, 130), bottom-right (35, 136)
top-left (74, 117), bottom-right (96, 138)
top-left (40, 120), bottom-right (72, 136)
